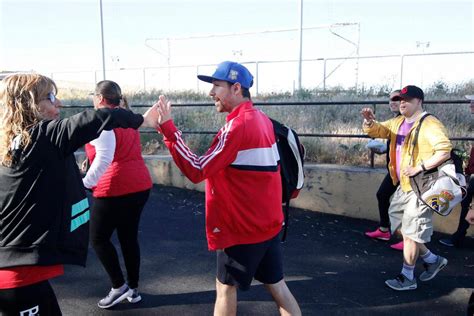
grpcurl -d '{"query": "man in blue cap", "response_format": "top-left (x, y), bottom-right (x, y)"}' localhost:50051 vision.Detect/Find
top-left (155, 61), bottom-right (301, 315)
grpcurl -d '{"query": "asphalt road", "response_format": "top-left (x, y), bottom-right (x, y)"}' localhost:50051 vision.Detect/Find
top-left (53, 184), bottom-right (474, 315)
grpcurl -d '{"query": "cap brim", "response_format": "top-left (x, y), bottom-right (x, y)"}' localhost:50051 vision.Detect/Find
top-left (396, 94), bottom-right (421, 101)
top-left (197, 75), bottom-right (215, 84)
top-left (391, 96), bottom-right (402, 101)
top-left (465, 95), bottom-right (474, 100)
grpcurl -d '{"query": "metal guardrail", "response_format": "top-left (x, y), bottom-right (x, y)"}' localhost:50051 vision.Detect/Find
top-left (65, 99), bottom-right (470, 109)
top-left (66, 99), bottom-right (472, 139)
top-left (67, 99), bottom-right (472, 167)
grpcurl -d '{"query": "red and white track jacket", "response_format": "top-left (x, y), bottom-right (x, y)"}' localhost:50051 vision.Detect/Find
top-left (160, 101), bottom-right (283, 250)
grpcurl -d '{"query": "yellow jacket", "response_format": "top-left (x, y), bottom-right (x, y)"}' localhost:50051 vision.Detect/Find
top-left (363, 113), bottom-right (452, 192)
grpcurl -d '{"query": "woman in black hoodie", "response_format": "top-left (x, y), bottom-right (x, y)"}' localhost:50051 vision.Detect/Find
top-left (0, 74), bottom-right (158, 315)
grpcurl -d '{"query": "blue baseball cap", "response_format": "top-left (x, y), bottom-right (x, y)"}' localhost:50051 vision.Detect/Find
top-left (197, 61), bottom-right (254, 89)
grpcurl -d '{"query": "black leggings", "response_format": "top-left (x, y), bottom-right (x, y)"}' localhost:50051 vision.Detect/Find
top-left (376, 173), bottom-right (399, 229)
top-left (453, 176), bottom-right (474, 242)
top-left (90, 189), bottom-right (150, 289)
top-left (0, 280), bottom-right (61, 316)
top-left (468, 291), bottom-right (474, 316)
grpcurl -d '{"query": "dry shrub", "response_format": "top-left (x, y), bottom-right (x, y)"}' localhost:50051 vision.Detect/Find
top-left (59, 81), bottom-right (473, 166)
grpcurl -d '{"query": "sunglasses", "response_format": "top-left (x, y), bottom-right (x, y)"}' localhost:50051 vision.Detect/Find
top-left (43, 92), bottom-right (56, 104)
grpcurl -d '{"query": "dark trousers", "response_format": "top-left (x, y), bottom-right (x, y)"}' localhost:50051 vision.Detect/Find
top-left (452, 176), bottom-right (474, 243)
top-left (468, 291), bottom-right (474, 316)
top-left (376, 173), bottom-right (399, 229)
top-left (0, 280), bottom-right (61, 316)
top-left (90, 189), bottom-right (150, 289)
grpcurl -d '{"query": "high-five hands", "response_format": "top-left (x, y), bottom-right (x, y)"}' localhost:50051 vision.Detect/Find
top-left (157, 95), bottom-right (172, 125)
top-left (141, 103), bottom-right (160, 129)
top-left (139, 95), bottom-right (173, 130)
top-left (141, 95), bottom-right (173, 129)
top-left (360, 107), bottom-right (376, 124)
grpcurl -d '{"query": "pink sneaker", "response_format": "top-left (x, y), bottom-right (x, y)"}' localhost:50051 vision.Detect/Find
top-left (390, 241), bottom-right (404, 251)
top-left (365, 228), bottom-right (391, 241)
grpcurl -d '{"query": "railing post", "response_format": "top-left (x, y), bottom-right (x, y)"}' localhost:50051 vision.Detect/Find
top-left (196, 65), bottom-right (200, 92)
top-left (400, 54), bottom-right (404, 88)
top-left (255, 61), bottom-right (259, 97)
top-left (323, 59), bottom-right (327, 91)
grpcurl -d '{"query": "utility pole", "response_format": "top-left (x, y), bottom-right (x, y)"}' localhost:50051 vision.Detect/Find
top-left (297, 0), bottom-right (303, 92)
top-left (354, 23), bottom-right (360, 91)
top-left (99, 0), bottom-right (106, 80)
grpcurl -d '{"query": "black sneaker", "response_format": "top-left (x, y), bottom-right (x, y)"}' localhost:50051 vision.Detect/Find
top-left (439, 238), bottom-right (455, 247)
top-left (98, 286), bottom-right (132, 309)
top-left (127, 288), bottom-right (142, 303)
top-left (439, 237), bottom-right (463, 248)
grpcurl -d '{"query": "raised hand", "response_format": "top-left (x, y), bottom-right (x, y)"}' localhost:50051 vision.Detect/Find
top-left (80, 159), bottom-right (89, 174)
top-left (466, 208), bottom-right (474, 225)
top-left (157, 95), bottom-right (172, 125)
top-left (141, 103), bottom-right (160, 128)
top-left (361, 107), bottom-right (376, 123)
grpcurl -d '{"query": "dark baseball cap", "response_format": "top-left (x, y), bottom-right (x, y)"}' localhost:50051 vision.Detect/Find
top-left (197, 61), bottom-right (254, 89)
top-left (392, 85), bottom-right (424, 101)
top-left (389, 90), bottom-right (401, 101)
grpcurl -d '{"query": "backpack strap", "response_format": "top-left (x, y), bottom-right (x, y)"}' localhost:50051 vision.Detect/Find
top-left (410, 113), bottom-right (454, 176)
top-left (281, 200), bottom-right (290, 242)
top-left (408, 113), bottom-right (432, 205)
top-left (287, 129), bottom-right (305, 189)
top-left (409, 113), bottom-right (431, 165)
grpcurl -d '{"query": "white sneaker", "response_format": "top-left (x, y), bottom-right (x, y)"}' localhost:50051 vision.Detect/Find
top-left (127, 288), bottom-right (142, 303)
top-left (98, 285), bottom-right (132, 309)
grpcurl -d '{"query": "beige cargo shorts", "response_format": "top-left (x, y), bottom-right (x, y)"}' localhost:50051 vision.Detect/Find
top-left (389, 186), bottom-right (434, 243)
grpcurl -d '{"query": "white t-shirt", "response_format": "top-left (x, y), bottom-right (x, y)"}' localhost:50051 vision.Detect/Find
top-left (82, 130), bottom-right (116, 189)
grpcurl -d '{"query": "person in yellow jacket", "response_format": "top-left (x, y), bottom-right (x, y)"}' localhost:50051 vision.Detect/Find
top-left (361, 85), bottom-right (452, 291)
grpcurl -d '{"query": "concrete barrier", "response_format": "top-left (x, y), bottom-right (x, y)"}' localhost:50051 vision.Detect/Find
top-left (77, 153), bottom-right (471, 236)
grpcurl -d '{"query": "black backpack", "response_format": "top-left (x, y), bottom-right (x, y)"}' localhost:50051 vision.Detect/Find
top-left (271, 119), bottom-right (305, 241)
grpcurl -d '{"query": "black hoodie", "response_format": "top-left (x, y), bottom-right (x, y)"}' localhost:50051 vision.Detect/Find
top-left (0, 108), bottom-right (144, 268)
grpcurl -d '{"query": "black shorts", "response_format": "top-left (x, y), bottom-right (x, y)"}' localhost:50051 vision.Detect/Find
top-left (0, 280), bottom-right (61, 316)
top-left (216, 233), bottom-right (284, 291)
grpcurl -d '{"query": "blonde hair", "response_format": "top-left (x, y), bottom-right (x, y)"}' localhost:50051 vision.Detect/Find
top-left (0, 73), bottom-right (57, 167)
